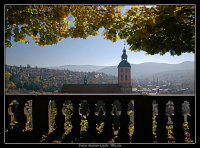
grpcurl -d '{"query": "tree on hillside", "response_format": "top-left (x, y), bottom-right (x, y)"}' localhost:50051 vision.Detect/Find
top-left (5, 71), bottom-right (15, 89)
top-left (5, 71), bottom-right (12, 81)
top-left (5, 5), bottom-right (195, 56)
top-left (5, 71), bottom-right (16, 89)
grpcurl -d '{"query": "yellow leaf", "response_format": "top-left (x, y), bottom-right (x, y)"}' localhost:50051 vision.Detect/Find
top-left (131, 6), bottom-right (136, 9)
top-left (134, 49), bottom-right (140, 52)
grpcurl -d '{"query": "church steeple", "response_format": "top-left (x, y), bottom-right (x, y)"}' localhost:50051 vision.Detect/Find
top-left (118, 40), bottom-right (132, 93)
top-left (121, 41), bottom-right (128, 61)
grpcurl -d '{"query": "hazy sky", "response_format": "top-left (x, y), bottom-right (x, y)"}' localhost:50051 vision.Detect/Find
top-left (5, 5), bottom-right (195, 68)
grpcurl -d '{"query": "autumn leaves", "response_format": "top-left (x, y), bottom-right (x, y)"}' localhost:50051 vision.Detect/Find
top-left (5, 5), bottom-right (195, 56)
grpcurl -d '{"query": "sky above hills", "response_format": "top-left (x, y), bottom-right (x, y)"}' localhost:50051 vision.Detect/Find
top-left (5, 5), bottom-right (195, 68)
top-left (5, 31), bottom-right (195, 68)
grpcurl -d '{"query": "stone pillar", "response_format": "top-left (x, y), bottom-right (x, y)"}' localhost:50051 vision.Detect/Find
top-left (16, 97), bottom-right (27, 132)
top-left (188, 96), bottom-right (195, 142)
top-left (132, 95), bottom-right (153, 143)
top-left (5, 97), bottom-right (13, 131)
top-left (32, 96), bottom-right (49, 142)
top-left (68, 98), bottom-right (81, 142)
top-left (55, 98), bottom-right (65, 136)
top-left (173, 97), bottom-right (185, 143)
top-left (100, 99), bottom-right (114, 142)
top-left (116, 99), bottom-right (130, 143)
top-left (87, 99), bottom-right (98, 143)
top-left (155, 97), bottom-right (168, 143)
top-left (43, 98), bottom-right (66, 143)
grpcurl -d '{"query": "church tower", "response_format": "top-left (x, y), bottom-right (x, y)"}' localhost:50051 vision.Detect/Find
top-left (118, 41), bottom-right (132, 93)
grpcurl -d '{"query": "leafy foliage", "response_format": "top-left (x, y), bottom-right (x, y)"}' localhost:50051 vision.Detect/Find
top-left (63, 103), bottom-right (73, 134)
top-left (5, 5), bottom-right (195, 56)
top-left (5, 5), bottom-right (122, 47)
top-left (183, 121), bottom-right (193, 143)
top-left (5, 71), bottom-right (16, 89)
top-left (123, 5), bottom-right (195, 55)
top-left (50, 107), bottom-right (57, 132)
top-left (80, 115), bottom-right (88, 132)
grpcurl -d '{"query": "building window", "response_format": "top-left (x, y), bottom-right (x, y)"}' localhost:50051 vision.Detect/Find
top-left (125, 75), bottom-right (127, 80)
top-left (121, 75), bottom-right (123, 80)
top-left (125, 69), bottom-right (128, 73)
top-left (121, 69), bottom-right (123, 72)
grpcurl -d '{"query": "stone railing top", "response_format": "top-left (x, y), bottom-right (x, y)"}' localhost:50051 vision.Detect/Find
top-left (5, 93), bottom-right (195, 96)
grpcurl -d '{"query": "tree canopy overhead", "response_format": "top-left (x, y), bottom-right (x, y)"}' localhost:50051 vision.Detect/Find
top-left (5, 5), bottom-right (195, 56)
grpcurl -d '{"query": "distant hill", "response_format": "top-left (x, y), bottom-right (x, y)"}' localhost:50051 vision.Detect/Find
top-left (97, 61), bottom-right (195, 79)
top-left (48, 65), bottom-right (106, 72)
top-left (48, 61), bottom-right (194, 81)
top-left (151, 69), bottom-right (194, 82)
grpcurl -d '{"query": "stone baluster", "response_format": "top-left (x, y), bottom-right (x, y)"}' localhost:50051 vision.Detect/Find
top-left (5, 98), bottom-right (13, 131)
top-left (24, 100), bottom-right (32, 131)
top-left (132, 96), bottom-right (153, 143)
top-left (63, 98), bottom-right (81, 143)
top-left (15, 98), bottom-right (28, 132)
top-left (43, 98), bottom-right (65, 143)
top-left (155, 97), bottom-right (168, 143)
top-left (116, 99), bottom-right (130, 143)
top-left (54, 98), bottom-right (65, 138)
top-left (187, 97), bottom-right (195, 142)
top-left (100, 99), bottom-right (114, 142)
top-left (86, 99), bottom-right (98, 143)
top-left (173, 98), bottom-right (184, 143)
top-left (32, 96), bottom-right (49, 142)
